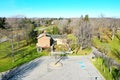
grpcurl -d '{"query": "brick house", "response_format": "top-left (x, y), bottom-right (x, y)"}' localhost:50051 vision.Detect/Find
top-left (36, 32), bottom-right (68, 52)
top-left (36, 32), bottom-right (54, 52)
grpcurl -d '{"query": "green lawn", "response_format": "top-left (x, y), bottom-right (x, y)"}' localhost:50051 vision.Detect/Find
top-left (34, 26), bottom-right (48, 31)
top-left (92, 36), bottom-right (120, 63)
top-left (67, 34), bottom-right (92, 56)
top-left (34, 26), bottom-right (54, 31)
top-left (0, 41), bottom-right (49, 72)
top-left (92, 58), bottom-right (113, 80)
top-left (69, 48), bottom-right (92, 56)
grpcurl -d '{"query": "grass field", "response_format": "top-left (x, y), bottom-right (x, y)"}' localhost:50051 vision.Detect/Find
top-left (92, 35), bottom-right (120, 63)
top-left (92, 58), bottom-right (113, 80)
top-left (0, 41), bottom-right (49, 72)
top-left (34, 26), bottom-right (54, 32)
top-left (69, 48), bottom-right (92, 56)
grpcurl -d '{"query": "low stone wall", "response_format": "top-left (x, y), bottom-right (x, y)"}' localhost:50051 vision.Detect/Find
top-left (92, 47), bottom-right (120, 70)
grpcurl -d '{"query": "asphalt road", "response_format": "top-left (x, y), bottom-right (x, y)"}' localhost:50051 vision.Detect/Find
top-left (6, 55), bottom-right (104, 80)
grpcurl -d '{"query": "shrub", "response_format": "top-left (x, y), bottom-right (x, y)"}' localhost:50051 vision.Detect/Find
top-left (54, 44), bottom-right (68, 52)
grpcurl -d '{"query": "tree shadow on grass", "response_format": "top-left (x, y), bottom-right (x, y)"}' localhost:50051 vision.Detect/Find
top-left (0, 48), bottom-right (27, 60)
top-left (2, 57), bottom-right (45, 80)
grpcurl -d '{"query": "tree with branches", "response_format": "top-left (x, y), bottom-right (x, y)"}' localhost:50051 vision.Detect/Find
top-left (75, 15), bottom-right (92, 50)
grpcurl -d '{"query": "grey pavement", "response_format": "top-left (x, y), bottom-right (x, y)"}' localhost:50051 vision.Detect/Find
top-left (6, 56), bottom-right (104, 80)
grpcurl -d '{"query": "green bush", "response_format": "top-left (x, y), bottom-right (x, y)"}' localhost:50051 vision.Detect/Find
top-left (52, 26), bottom-right (59, 34)
top-left (54, 44), bottom-right (68, 52)
top-left (111, 67), bottom-right (120, 80)
top-left (70, 44), bottom-right (77, 50)
top-left (92, 58), bottom-right (113, 80)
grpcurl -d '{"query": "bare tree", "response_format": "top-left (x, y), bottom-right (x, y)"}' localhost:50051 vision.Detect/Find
top-left (7, 17), bottom-right (21, 62)
top-left (57, 19), bottom-right (68, 34)
top-left (69, 18), bottom-right (80, 33)
top-left (6, 16), bottom-right (25, 62)
top-left (75, 15), bottom-right (92, 50)
top-left (109, 18), bottom-right (119, 40)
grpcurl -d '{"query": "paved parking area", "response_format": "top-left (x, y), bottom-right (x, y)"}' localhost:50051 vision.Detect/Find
top-left (8, 56), bottom-right (104, 80)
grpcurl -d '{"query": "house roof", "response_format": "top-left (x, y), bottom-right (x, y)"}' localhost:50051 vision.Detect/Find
top-left (37, 33), bottom-right (51, 39)
top-left (37, 34), bottom-right (66, 39)
top-left (51, 35), bottom-right (66, 39)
